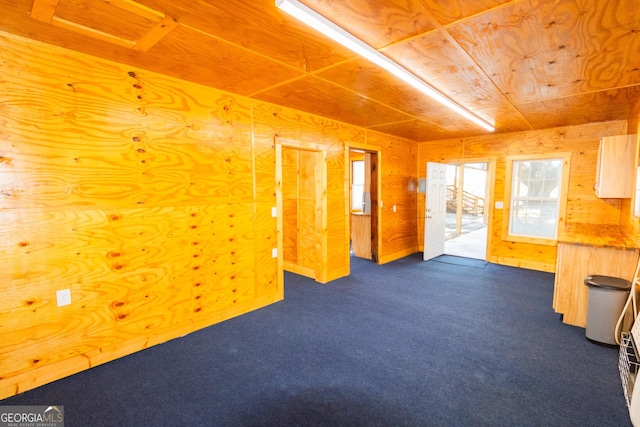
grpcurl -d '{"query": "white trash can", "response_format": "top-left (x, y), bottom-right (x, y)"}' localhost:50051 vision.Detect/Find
top-left (584, 275), bottom-right (631, 346)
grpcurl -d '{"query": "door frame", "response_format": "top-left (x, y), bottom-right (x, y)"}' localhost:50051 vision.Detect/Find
top-left (347, 144), bottom-right (381, 266)
top-left (276, 140), bottom-right (328, 283)
top-left (442, 157), bottom-right (496, 262)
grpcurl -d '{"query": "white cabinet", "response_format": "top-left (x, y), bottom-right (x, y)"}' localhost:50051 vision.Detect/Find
top-left (595, 135), bottom-right (636, 198)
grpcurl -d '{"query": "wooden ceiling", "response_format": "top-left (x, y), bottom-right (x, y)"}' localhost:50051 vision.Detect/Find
top-left (1, 0), bottom-right (639, 141)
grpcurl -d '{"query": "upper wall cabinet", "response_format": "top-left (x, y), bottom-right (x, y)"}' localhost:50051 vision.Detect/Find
top-left (595, 135), bottom-right (636, 198)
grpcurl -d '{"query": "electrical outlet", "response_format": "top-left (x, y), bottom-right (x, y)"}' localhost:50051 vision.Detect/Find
top-left (56, 289), bottom-right (71, 307)
top-left (271, 207), bottom-right (277, 217)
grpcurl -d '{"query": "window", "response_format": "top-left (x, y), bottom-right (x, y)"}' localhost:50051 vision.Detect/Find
top-left (351, 160), bottom-right (365, 211)
top-left (505, 154), bottom-right (570, 244)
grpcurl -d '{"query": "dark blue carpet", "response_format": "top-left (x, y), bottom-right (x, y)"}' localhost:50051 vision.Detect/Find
top-left (2, 253), bottom-right (630, 426)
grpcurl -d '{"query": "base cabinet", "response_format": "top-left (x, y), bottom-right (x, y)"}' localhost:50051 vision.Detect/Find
top-left (553, 243), bottom-right (638, 327)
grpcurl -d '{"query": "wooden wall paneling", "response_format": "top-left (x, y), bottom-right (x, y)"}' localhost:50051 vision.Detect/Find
top-left (0, 32), bottom-right (424, 397)
top-left (253, 135), bottom-right (277, 201)
top-left (0, 34), bottom-right (284, 398)
top-left (418, 121), bottom-right (629, 270)
top-left (367, 132), bottom-right (419, 263)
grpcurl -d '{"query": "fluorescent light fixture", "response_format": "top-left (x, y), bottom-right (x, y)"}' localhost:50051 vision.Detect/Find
top-left (276, 0), bottom-right (495, 132)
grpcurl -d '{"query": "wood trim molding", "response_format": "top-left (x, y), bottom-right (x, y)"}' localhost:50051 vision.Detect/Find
top-left (30, 0), bottom-right (178, 52)
top-left (30, 0), bottom-right (59, 23)
top-left (133, 15), bottom-right (179, 52)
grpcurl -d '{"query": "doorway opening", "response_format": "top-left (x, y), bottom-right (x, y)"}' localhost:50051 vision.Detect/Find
top-left (444, 162), bottom-right (490, 260)
top-left (349, 148), bottom-right (378, 265)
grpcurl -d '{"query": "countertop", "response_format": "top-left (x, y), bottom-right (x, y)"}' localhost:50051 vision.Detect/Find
top-left (558, 223), bottom-right (638, 250)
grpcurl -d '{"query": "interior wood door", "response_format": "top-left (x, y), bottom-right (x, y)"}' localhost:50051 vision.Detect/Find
top-left (281, 146), bottom-right (322, 279)
top-left (423, 162), bottom-right (447, 261)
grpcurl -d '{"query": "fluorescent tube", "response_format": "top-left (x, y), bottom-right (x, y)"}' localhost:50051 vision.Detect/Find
top-left (276, 0), bottom-right (495, 132)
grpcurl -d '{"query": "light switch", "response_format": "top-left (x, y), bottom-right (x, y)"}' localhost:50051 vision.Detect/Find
top-left (272, 248), bottom-right (278, 258)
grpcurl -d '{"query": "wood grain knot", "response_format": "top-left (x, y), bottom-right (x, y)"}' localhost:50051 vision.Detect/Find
top-left (133, 84), bottom-right (142, 89)
top-left (112, 301), bottom-right (125, 307)
top-left (117, 313), bottom-right (127, 320)
top-left (128, 71), bottom-right (137, 78)
top-left (194, 307), bottom-right (202, 313)
top-left (18, 241), bottom-right (29, 247)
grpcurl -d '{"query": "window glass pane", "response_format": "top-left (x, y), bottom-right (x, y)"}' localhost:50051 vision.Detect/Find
top-left (352, 160), bottom-right (365, 210)
top-left (509, 158), bottom-right (563, 239)
top-left (352, 161), bottom-right (364, 185)
top-left (352, 185), bottom-right (364, 210)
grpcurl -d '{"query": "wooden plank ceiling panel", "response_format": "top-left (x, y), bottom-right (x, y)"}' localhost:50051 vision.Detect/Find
top-left (448, 0), bottom-right (640, 104)
top-left (137, 0), bottom-right (357, 72)
top-left (370, 118), bottom-right (484, 142)
top-left (299, 0), bottom-right (438, 48)
top-left (423, 0), bottom-right (516, 26)
top-left (516, 86), bottom-right (640, 129)
top-left (145, 25), bottom-right (305, 96)
top-left (385, 29), bottom-right (509, 111)
top-left (316, 58), bottom-right (453, 118)
top-left (0, 0), bottom-right (639, 141)
top-left (253, 74), bottom-right (415, 128)
top-left (54, 0), bottom-right (156, 41)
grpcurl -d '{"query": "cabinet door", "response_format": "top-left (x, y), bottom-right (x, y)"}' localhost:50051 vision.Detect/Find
top-left (595, 135), bottom-right (636, 198)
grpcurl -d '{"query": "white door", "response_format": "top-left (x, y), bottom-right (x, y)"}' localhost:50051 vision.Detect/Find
top-left (423, 162), bottom-right (447, 261)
